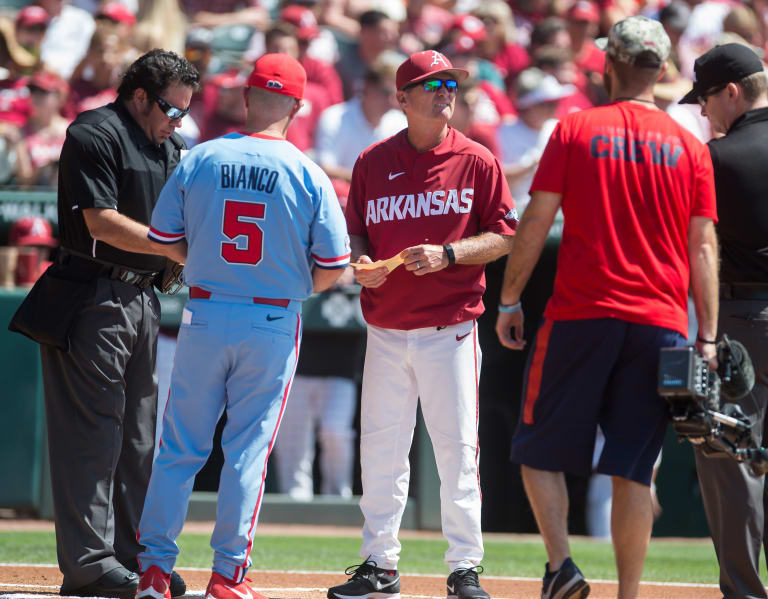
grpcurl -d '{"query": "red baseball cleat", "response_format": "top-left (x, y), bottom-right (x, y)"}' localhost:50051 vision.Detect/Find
top-left (136, 565), bottom-right (171, 599)
top-left (204, 572), bottom-right (268, 599)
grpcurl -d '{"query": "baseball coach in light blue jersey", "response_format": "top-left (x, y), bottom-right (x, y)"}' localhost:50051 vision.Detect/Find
top-left (133, 53), bottom-right (350, 599)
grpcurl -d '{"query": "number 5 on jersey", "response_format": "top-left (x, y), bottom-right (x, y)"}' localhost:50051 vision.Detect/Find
top-left (221, 199), bottom-right (266, 265)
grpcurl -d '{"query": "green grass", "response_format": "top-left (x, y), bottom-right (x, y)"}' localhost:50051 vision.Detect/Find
top-left (0, 531), bottom-right (733, 584)
top-left (0, 532), bottom-right (766, 583)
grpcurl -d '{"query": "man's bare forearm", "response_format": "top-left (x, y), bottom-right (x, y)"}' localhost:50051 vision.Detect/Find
top-left (149, 239), bottom-right (188, 264)
top-left (689, 216), bottom-right (719, 341)
top-left (499, 191), bottom-right (561, 304)
top-left (83, 208), bottom-right (167, 257)
top-left (450, 232), bottom-right (514, 265)
top-left (313, 266), bottom-right (345, 292)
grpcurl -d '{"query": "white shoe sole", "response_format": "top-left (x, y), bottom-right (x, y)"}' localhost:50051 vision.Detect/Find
top-left (330, 593), bottom-right (401, 599)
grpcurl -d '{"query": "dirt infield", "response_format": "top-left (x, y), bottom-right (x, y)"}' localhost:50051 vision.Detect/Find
top-left (0, 565), bottom-right (722, 599)
top-left (0, 521), bottom-right (722, 599)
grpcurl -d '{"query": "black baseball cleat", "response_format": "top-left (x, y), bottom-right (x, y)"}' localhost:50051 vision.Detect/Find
top-left (541, 557), bottom-right (590, 599)
top-left (61, 566), bottom-right (138, 599)
top-left (169, 570), bottom-right (187, 597)
top-left (327, 557), bottom-right (401, 599)
top-left (446, 566), bottom-right (490, 599)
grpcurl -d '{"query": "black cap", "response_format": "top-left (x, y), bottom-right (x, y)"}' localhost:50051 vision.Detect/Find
top-left (679, 43), bottom-right (764, 104)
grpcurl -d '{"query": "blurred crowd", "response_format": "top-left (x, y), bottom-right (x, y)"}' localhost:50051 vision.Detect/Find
top-left (0, 0), bottom-right (764, 208)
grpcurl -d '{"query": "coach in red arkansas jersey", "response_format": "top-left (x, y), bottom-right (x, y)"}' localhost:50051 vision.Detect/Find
top-left (327, 50), bottom-right (517, 599)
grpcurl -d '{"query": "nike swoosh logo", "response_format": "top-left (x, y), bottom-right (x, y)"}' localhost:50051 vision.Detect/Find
top-left (447, 583), bottom-right (456, 594)
top-left (388, 171), bottom-right (405, 180)
top-left (373, 576), bottom-right (400, 590)
top-left (456, 332), bottom-right (471, 342)
top-left (266, 315), bottom-right (284, 321)
top-left (223, 585), bottom-right (252, 599)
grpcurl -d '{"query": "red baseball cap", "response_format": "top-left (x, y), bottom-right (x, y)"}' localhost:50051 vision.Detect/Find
top-left (96, 3), bottom-right (136, 25)
top-left (451, 14), bottom-right (486, 41)
top-left (211, 70), bottom-right (246, 89)
top-left (568, 0), bottom-right (600, 23)
top-left (279, 5), bottom-right (320, 40)
top-left (16, 6), bottom-right (49, 28)
top-left (9, 216), bottom-right (57, 247)
top-left (396, 50), bottom-right (469, 90)
top-left (247, 53), bottom-right (306, 100)
top-left (28, 70), bottom-right (69, 96)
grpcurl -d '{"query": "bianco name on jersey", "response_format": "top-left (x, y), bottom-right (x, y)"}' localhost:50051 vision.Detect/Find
top-left (365, 188), bottom-right (473, 225)
top-left (219, 162), bottom-right (279, 194)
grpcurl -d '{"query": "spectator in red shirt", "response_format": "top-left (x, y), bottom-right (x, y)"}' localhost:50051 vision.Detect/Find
top-left (449, 78), bottom-right (503, 160)
top-left (473, 1), bottom-right (530, 90)
top-left (198, 70), bottom-right (246, 142)
top-left (15, 69), bottom-right (70, 186)
top-left (566, 0), bottom-right (606, 103)
top-left (278, 4), bottom-right (344, 107)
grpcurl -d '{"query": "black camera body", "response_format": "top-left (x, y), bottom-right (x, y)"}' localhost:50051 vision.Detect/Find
top-left (658, 335), bottom-right (768, 476)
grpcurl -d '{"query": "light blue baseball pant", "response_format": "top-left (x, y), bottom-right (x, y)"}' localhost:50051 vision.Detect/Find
top-left (137, 295), bottom-right (301, 583)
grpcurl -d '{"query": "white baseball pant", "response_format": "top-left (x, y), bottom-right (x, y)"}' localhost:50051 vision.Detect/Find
top-left (274, 375), bottom-right (357, 499)
top-left (359, 320), bottom-right (483, 571)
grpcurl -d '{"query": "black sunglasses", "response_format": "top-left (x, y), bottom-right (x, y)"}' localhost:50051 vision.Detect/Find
top-left (697, 83), bottom-right (727, 107)
top-left (406, 78), bottom-right (459, 93)
top-left (150, 93), bottom-right (190, 120)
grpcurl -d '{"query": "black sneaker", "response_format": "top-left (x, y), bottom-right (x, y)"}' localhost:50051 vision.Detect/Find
top-left (446, 566), bottom-right (490, 599)
top-left (541, 557), bottom-right (590, 599)
top-left (327, 557), bottom-right (401, 599)
top-left (169, 570), bottom-right (187, 598)
top-left (62, 566), bottom-right (138, 599)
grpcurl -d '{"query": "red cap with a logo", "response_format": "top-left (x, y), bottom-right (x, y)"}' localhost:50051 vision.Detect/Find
top-left (280, 5), bottom-right (321, 40)
top-left (9, 216), bottom-right (57, 247)
top-left (247, 53), bottom-right (306, 100)
top-left (396, 50), bottom-right (469, 90)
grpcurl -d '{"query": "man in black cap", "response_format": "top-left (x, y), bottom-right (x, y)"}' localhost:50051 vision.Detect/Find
top-left (680, 43), bottom-right (768, 599)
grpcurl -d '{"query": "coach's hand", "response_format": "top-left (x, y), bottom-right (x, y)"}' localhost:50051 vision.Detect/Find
top-left (402, 244), bottom-right (448, 276)
top-left (496, 308), bottom-right (526, 350)
top-left (352, 255), bottom-right (388, 288)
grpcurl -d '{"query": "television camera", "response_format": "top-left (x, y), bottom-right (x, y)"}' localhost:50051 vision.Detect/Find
top-left (658, 335), bottom-right (768, 476)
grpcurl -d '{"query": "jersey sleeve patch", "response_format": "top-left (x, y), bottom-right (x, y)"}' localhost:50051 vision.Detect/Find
top-left (312, 252), bottom-right (351, 268)
top-left (148, 227), bottom-right (186, 244)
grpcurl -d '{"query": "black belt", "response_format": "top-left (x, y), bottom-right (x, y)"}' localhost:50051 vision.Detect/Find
top-left (720, 282), bottom-right (768, 300)
top-left (57, 249), bottom-right (159, 289)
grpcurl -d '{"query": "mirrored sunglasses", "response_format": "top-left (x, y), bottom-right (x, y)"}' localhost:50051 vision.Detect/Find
top-left (417, 79), bottom-right (458, 93)
top-left (151, 93), bottom-right (191, 120)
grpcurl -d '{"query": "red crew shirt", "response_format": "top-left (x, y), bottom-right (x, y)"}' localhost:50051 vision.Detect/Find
top-left (531, 101), bottom-right (717, 337)
top-left (347, 127), bottom-right (517, 330)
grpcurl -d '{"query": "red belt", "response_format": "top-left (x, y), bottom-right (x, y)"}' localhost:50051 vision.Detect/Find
top-left (189, 286), bottom-right (290, 307)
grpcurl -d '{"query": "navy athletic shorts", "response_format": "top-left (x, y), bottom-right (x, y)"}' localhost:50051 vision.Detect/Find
top-left (509, 317), bottom-right (685, 486)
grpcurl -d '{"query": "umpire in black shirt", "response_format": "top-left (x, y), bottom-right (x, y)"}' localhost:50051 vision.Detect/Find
top-left (680, 43), bottom-right (768, 599)
top-left (41, 50), bottom-right (198, 598)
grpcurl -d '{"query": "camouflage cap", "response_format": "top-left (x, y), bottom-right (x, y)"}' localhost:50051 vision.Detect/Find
top-left (595, 15), bottom-right (671, 67)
